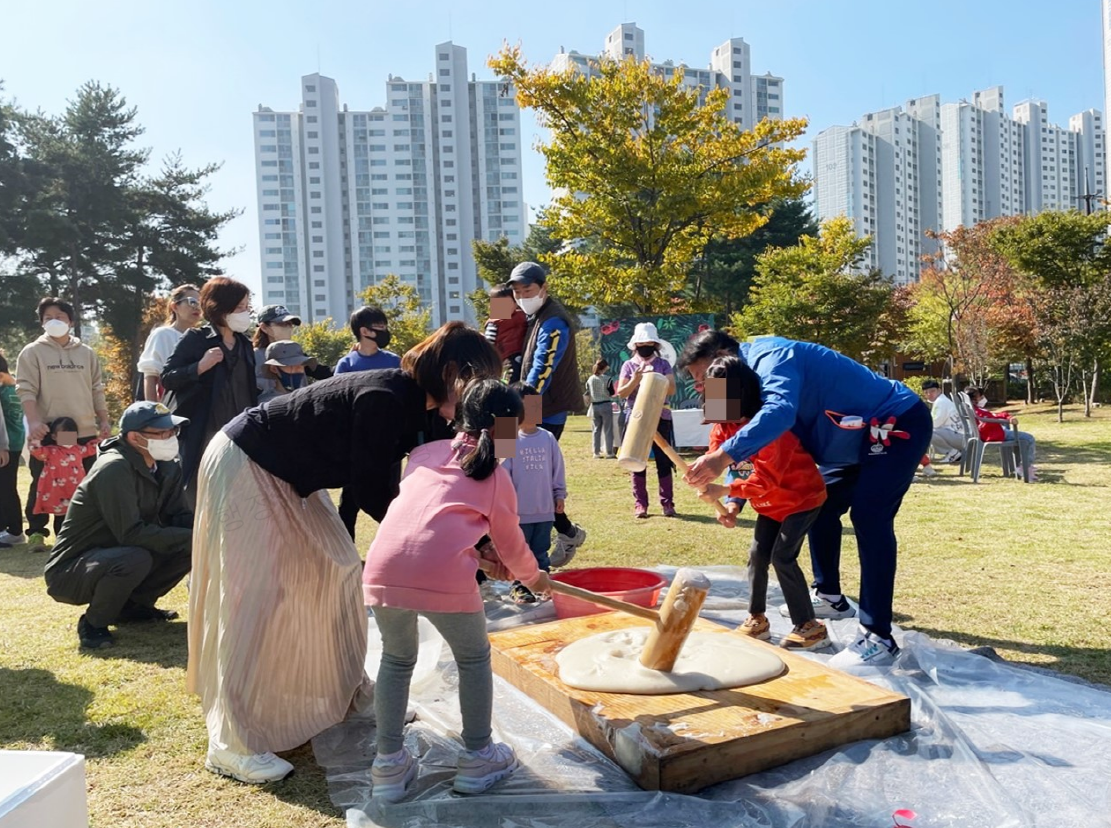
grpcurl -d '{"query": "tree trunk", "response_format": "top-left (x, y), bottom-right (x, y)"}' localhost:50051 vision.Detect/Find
top-left (1025, 357), bottom-right (1035, 404)
top-left (1090, 357), bottom-right (1100, 410)
top-left (1082, 367), bottom-right (1092, 418)
top-left (1057, 397), bottom-right (1064, 423)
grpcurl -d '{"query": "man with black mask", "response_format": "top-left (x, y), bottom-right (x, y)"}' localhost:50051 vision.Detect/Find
top-left (335, 305), bottom-right (402, 538)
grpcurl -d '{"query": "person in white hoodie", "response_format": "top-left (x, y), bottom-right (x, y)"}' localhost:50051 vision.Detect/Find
top-left (15, 297), bottom-right (110, 552)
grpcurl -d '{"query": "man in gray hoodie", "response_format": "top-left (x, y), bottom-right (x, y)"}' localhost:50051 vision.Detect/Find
top-left (15, 297), bottom-right (111, 550)
top-left (44, 401), bottom-right (193, 650)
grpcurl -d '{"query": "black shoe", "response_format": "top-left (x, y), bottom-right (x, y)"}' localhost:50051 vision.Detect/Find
top-left (509, 581), bottom-right (537, 605)
top-left (116, 602), bottom-right (179, 623)
top-left (78, 615), bottom-right (115, 650)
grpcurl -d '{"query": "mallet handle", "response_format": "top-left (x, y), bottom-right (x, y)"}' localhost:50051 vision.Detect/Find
top-left (548, 581), bottom-right (662, 623)
top-left (652, 435), bottom-right (731, 517)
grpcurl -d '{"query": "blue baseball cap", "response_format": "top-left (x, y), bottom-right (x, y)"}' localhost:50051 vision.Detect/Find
top-left (119, 401), bottom-right (189, 434)
top-left (508, 261), bottom-right (547, 286)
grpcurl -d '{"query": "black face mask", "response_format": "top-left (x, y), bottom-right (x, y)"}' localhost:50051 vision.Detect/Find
top-left (370, 329), bottom-right (392, 349)
top-left (635, 345), bottom-right (657, 359)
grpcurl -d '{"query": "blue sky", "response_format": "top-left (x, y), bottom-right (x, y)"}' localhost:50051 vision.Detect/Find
top-left (3, 0), bottom-right (1105, 299)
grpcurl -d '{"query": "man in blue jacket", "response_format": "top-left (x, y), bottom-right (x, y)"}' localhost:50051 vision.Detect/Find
top-left (680, 332), bottom-right (931, 667)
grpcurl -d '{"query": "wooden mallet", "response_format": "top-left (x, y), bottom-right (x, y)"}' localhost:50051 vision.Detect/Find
top-left (617, 371), bottom-right (730, 517)
top-left (484, 562), bottom-right (711, 672)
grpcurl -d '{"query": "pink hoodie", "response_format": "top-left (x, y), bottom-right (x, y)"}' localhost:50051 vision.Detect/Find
top-left (363, 438), bottom-right (542, 613)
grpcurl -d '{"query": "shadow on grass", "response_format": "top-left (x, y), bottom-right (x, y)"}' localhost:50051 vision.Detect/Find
top-left (896, 625), bottom-right (1111, 689)
top-left (0, 667), bottom-right (146, 757)
top-left (0, 545), bottom-right (48, 580)
top-left (269, 743), bottom-right (348, 819)
top-left (86, 619), bottom-right (189, 670)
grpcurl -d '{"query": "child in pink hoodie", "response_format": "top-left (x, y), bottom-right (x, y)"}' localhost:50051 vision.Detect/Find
top-left (362, 379), bottom-right (551, 803)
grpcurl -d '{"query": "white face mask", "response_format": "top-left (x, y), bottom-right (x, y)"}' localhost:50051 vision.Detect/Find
top-left (144, 435), bottom-right (180, 462)
top-left (225, 311), bottom-right (252, 333)
top-left (43, 319), bottom-right (70, 338)
top-left (270, 324), bottom-right (294, 340)
top-left (516, 294), bottom-right (545, 316)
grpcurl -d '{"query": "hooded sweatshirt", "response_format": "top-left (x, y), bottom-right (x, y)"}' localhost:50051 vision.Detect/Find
top-left (15, 335), bottom-right (106, 439)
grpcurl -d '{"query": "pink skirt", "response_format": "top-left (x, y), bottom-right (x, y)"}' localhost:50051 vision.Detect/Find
top-left (186, 432), bottom-right (367, 754)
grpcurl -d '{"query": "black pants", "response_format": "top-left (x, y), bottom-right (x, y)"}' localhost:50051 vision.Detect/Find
top-left (26, 438), bottom-right (97, 537)
top-left (46, 544), bottom-right (192, 628)
top-left (539, 422), bottom-right (573, 536)
top-left (0, 456), bottom-right (22, 536)
top-left (749, 507), bottom-right (821, 624)
top-left (339, 486), bottom-right (360, 541)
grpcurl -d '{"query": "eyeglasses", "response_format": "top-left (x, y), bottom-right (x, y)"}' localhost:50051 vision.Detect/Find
top-left (177, 297), bottom-right (201, 308)
top-left (139, 427), bottom-right (180, 439)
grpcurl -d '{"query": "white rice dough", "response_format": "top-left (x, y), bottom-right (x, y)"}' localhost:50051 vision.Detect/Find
top-left (556, 627), bottom-right (786, 695)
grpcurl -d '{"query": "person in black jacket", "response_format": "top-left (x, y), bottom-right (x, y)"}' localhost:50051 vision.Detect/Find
top-left (44, 401), bottom-right (192, 650)
top-left (161, 277), bottom-right (259, 490)
top-left (187, 321), bottom-right (501, 786)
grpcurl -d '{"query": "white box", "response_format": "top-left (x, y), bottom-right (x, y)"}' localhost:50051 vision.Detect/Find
top-left (0, 751), bottom-right (88, 828)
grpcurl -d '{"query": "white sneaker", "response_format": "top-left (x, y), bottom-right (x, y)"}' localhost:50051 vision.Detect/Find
top-left (919, 465), bottom-right (938, 478)
top-left (550, 524), bottom-right (586, 568)
top-left (453, 741), bottom-right (519, 794)
top-left (371, 747), bottom-right (418, 802)
top-left (779, 588), bottom-right (856, 619)
top-left (828, 627), bottom-right (901, 669)
top-left (0, 532), bottom-right (26, 546)
top-left (205, 747), bottom-right (294, 783)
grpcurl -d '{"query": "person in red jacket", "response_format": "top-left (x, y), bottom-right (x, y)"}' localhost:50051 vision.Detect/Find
top-left (967, 386), bottom-right (1037, 481)
top-left (698, 356), bottom-right (830, 650)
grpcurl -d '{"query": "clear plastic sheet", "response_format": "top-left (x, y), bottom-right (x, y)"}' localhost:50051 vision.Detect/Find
top-left (314, 567), bottom-right (1111, 828)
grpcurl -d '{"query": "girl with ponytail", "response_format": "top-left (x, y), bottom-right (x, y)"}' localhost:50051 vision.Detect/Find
top-left (361, 378), bottom-right (552, 801)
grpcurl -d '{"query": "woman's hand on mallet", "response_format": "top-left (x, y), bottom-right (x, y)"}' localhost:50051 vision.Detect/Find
top-left (684, 449), bottom-right (732, 489)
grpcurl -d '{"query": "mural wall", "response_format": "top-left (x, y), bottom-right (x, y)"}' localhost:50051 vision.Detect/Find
top-left (598, 314), bottom-right (714, 410)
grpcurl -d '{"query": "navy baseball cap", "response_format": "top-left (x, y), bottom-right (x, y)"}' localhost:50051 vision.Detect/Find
top-left (508, 261), bottom-right (547, 286)
top-left (119, 401), bottom-right (189, 433)
top-left (257, 304), bottom-right (302, 325)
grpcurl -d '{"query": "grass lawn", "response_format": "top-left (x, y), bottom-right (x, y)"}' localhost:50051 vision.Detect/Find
top-left (0, 401), bottom-right (1108, 826)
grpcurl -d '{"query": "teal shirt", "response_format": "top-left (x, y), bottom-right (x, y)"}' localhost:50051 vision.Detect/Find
top-left (0, 383), bottom-right (25, 453)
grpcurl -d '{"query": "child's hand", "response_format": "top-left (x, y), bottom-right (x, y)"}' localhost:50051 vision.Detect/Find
top-left (554, 497), bottom-right (565, 514)
top-left (700, 483), bottom-right (729, 500)
top-left (527, 570), bottom-right (553, 597)
top-left (716, 501), bottom-right (741, 530)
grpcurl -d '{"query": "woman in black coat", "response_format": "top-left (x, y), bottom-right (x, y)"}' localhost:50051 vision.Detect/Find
top-left (187, 321), bottom-right (502, 785)
top-left (162, 277), bottom-right (259, 488)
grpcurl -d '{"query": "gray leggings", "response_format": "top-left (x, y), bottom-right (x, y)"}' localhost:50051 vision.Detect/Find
top-left (372, 606), bottom-right (492, 754)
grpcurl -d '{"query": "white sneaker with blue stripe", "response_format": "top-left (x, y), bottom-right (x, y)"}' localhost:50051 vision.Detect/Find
top-left (828, 627), bottom-right (901, 669)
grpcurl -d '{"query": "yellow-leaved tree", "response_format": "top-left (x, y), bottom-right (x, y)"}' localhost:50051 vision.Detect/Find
top-left (359, 274), bottom-right (432, 355)
top-left (489, 45), bottom-right (809, 314)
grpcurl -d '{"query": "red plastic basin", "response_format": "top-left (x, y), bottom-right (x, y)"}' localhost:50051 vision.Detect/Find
top-left (550, 567), bottom-right (668, 619)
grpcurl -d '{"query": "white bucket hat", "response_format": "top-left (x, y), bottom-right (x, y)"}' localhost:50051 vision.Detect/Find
top-left (627, 322), bottom-right (662, 349)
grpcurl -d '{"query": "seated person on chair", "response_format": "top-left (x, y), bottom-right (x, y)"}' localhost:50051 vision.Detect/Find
top-left (966, 387), bottom-right (1038, 481)
top-left (921, 380), bottom-right (963, 463)
top-left (44, 401), bottom-right (194, 650)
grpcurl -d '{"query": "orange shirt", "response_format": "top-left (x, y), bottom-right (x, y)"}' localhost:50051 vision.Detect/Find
top-left (709, 422), bottom-right (826, 522)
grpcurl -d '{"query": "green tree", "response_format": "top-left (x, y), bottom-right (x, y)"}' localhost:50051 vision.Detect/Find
top-left (730, 217), bottom-right (896, 364)
top-left (489, 46), bottom-right (808, 314)
top-left (16, 82), bottom-right (148, 334)
top-left (359, 275), bottom-right (431, 355)
top-left (688, 197), bottom-right (818, 316)
top-left (992, 210), bottom-right (1111, 416)
top-left (294, 319), bottom-right (355, 368)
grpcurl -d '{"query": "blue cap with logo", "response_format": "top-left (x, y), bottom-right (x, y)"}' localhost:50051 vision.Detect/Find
top-left (119, 401), bottom-right (189, 434)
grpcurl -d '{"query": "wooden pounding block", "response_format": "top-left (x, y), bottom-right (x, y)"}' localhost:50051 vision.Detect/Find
top-left (489, 612), bottom-right (911, 793)
top-left (617, 371), bottom-right (670, 473)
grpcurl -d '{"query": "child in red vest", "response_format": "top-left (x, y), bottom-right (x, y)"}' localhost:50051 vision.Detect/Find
top-left (29, 417), bottom-right (99, 524)
top-left (483, 283), bottom-right (526, 383)
top-left (698, 356), bottom-right (830, 650)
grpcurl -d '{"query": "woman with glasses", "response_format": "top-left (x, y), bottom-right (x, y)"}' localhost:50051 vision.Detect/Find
top-left (161, 277), bottom-right (259, 491)
top-left (136, 284), bottom-right (203, 404)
